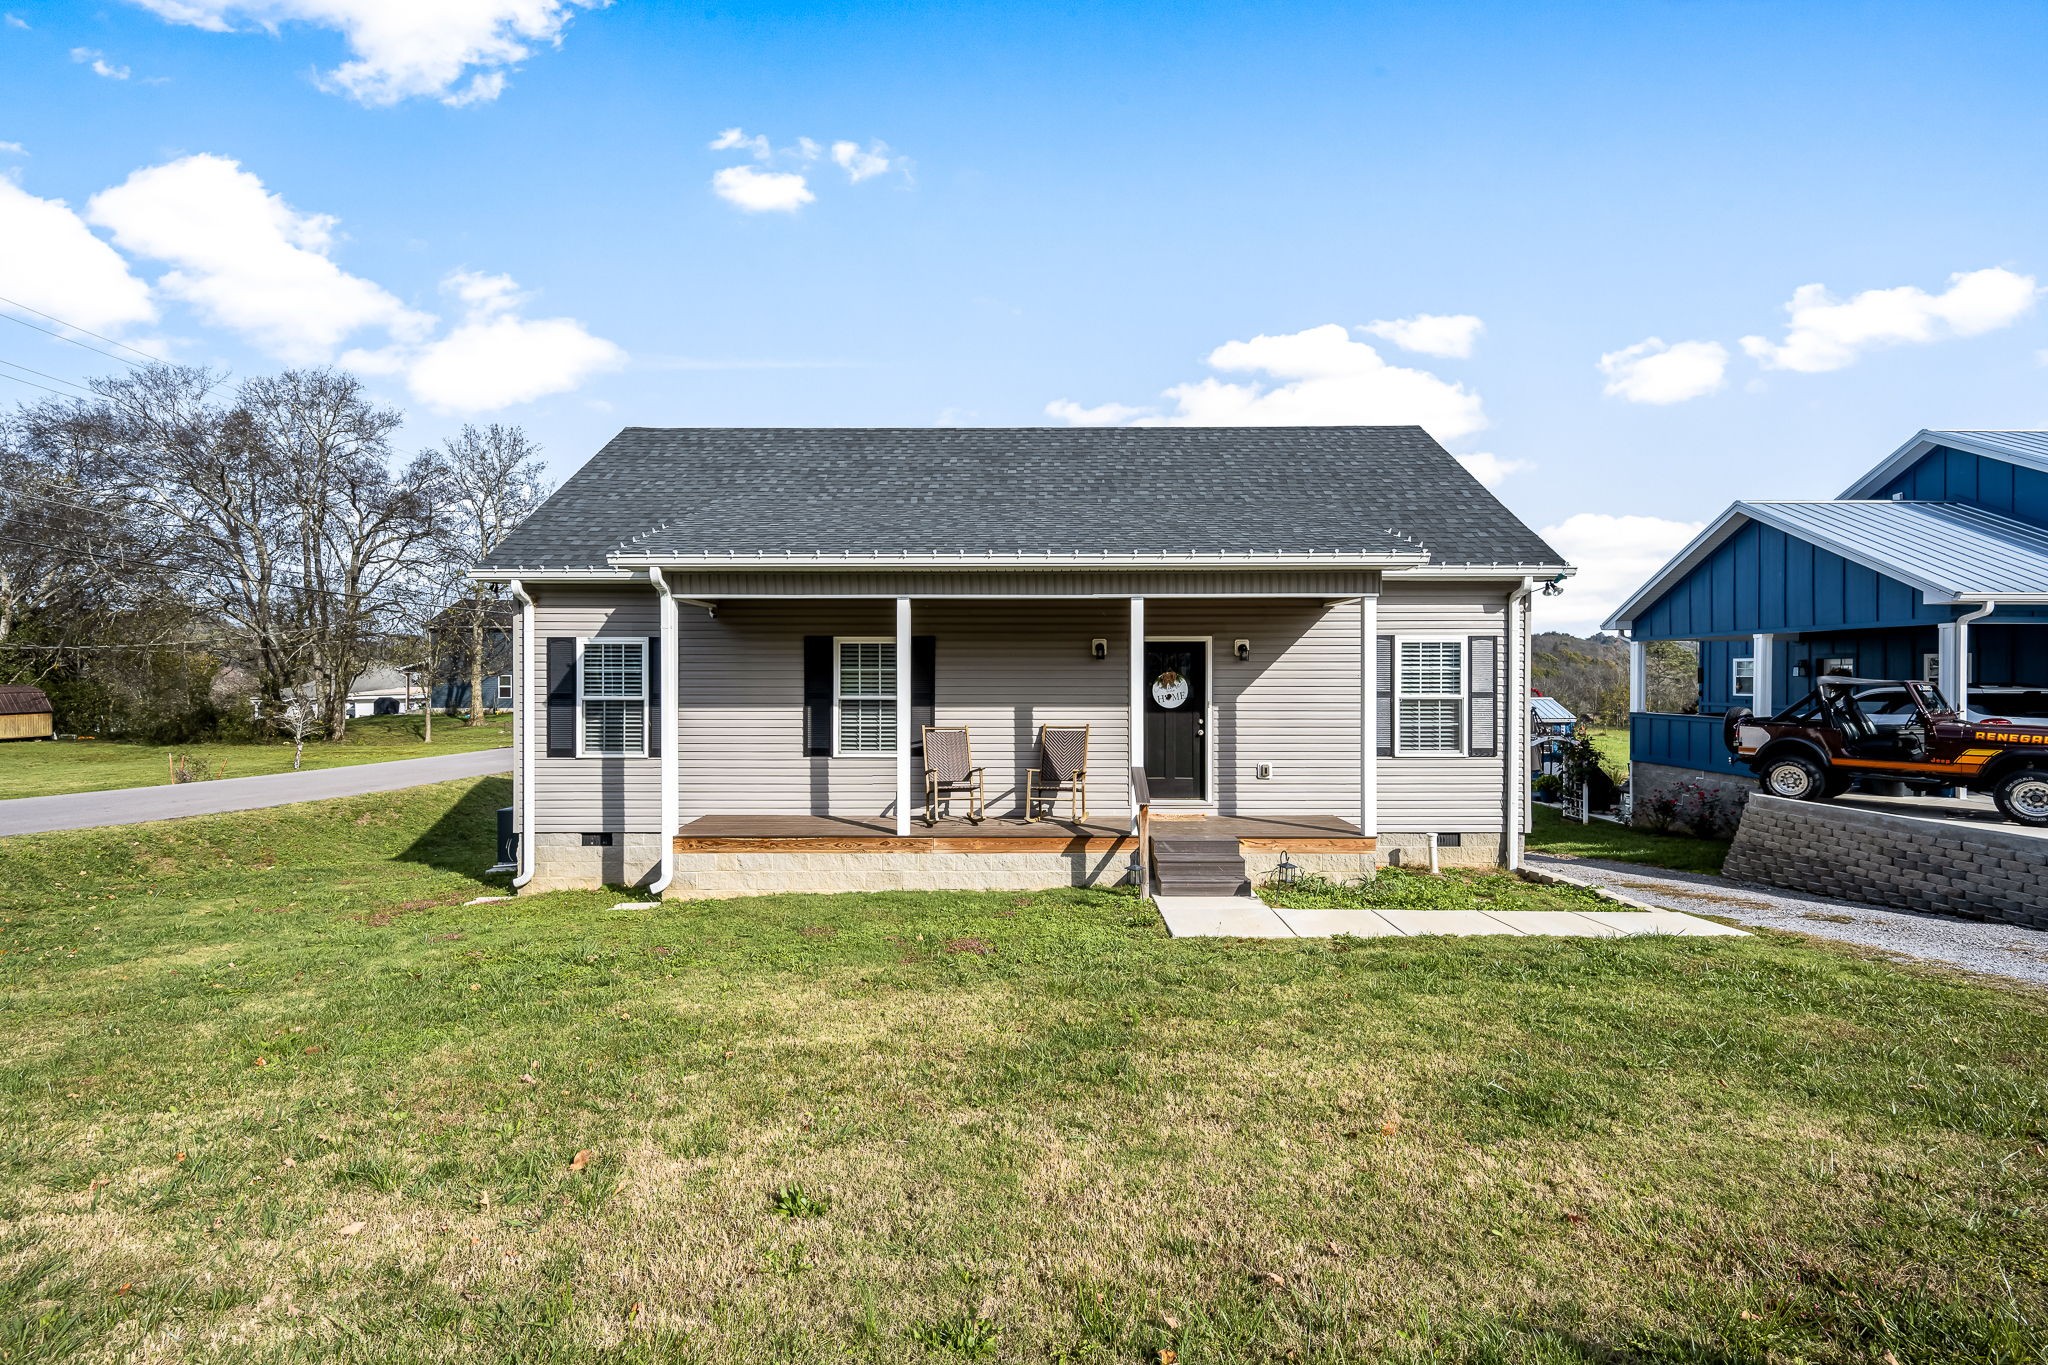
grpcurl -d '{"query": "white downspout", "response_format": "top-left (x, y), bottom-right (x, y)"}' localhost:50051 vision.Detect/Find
top-left (1505, 578), bottom-right (1536, 870)
top-left (1953, 601), bottom-right (1994, 717)
top-left (648, 567), bottom-right (678, 896)
top-left (508, 578), bottom-right (538, 889)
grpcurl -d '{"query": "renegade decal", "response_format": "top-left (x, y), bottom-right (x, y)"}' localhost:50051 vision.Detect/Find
top-left (1975, 728), bottom-right (2048, 745)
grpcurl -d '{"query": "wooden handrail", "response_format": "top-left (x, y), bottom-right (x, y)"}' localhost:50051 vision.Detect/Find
top-left (1130, 766), bottom-right (1152, 895)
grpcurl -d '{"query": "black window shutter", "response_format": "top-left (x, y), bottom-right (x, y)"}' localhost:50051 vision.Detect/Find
top-left (1468, 635), bottom-right (1499, 758)
top-left (802, 636), bottom-right (832, 756)
top-left (545, 638), bottom-right (577, 757)
top-left (911, 635), bottom-right (935, 759)
top-left (1376, 635), bottom-right (1395, 757)
top-left (646, 637), bottom-right (661, 758)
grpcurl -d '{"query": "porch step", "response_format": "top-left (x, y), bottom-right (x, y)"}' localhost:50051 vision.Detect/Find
top-left (1151, 837), bottom-right (1251, 897)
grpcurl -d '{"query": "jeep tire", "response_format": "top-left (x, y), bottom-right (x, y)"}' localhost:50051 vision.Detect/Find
top-left (1759, 753), bottom-right (1828, 801)
top-left (1992, 768), bottom-right (2048, 828)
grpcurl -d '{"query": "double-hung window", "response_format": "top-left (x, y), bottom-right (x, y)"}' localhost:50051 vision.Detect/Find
top-left (1395, 637), bottom-right (1466, 755)
top-left (1732, 657), bottom-right (1755, 697)
top-left (835, 638), bottom-right (897, 756)
top-left (579, 639), bottom-right (647, 757)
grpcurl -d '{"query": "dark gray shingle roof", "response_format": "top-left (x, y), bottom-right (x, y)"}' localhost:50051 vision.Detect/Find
top-left (481, 426), bottom-right (1566, 570)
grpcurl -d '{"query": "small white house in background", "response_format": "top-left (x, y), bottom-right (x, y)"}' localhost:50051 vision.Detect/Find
top-left (471, 426), bottom-right (1572, 895)
top-left (341, 666), bottom-right (421, 718)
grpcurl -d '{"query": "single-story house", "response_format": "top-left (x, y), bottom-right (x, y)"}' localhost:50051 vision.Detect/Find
top-left (0, 685), bottom-right (54, 741)
top-left (472, 427), bottom-right (1572, 895)
top-left (1605, 429), bottom-right (2048, 810)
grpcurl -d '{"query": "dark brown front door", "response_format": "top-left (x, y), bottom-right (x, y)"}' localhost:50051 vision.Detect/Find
top-left (1144, 640), bottom-right (1207, 800)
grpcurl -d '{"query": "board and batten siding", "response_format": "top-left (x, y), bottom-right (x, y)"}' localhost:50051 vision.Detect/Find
top-left (527, 587), bottom-right (662, 835)
top-left (1376, 580), bottom-right (1510, 834)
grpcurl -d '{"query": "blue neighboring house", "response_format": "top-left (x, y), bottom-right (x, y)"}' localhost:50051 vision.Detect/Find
top-left (1604, 430), bottom-right (2048, 801)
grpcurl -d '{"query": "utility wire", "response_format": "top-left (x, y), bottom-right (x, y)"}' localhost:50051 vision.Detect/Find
top-left (0, 368), bottom-right (82, 400)
top-left (0, 293), bottom-right (155, 367)
top-left (0, 356), bottom-right (95, 397)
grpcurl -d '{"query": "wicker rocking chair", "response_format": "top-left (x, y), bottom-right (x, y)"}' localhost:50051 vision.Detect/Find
top-left (1024, 724), bottom-right (1089, 823)
top-left (921, 726), bottom-right (985, 826)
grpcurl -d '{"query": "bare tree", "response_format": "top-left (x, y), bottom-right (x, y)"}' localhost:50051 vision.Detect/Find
top-left (426, 424), bottom-right (549, 726)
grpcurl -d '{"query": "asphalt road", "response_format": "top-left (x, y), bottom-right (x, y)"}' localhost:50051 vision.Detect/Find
top-left (0, 748), bottom-right (513, 837)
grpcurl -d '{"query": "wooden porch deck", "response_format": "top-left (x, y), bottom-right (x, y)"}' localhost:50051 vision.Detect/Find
top-left (673, 812), bottom-right (1372, 854)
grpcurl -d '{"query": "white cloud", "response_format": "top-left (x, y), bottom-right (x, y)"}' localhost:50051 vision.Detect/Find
top-left (125, 0), bottom-right (604, 106)
top-left (1534, 512), bottom-right (1705, 635)
top-left (88, 153), bottom-right (431, 363)
top-left (830, 139), bottom-right (891, 183)
top-left (1047, 324), bottom-right (1486, 438)
top-left (4, 14), bottom-right (28, 29)
top-left (1135, 323), bottom-right (1487, 437)
top-left (1598, 336), bottom-right (1729, 404)
top-left (709, 127), bottom-right (771, 160)
top-left (710, 164), bottom-right (813, 213)
top-left (71, 47), bottom-right (131, 79)
top-left (0, 176), bottom-right (156, 334)
top-left (1360, 313), bottom-right (1483, 359)
top-left (1044, 399), bottom-right (1151, 426)
top-left (1453, 452), bottom-right (1532, 488)
top-left (0, 141), bottom-right (25, 156)
top-left (1740, 267), bottom-right (2040, 373)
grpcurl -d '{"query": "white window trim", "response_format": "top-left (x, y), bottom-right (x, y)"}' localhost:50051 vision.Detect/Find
top-left (497, 673), bottom-right (513, 698)
top-left (833, 636), bottom-right (899, 759)
top-left (1393, 634), bottom-right (1468, 758)
top-left (575, 636), bottom-right (650, 760)
top-left (1732, 656), bottom-right (1755, 697)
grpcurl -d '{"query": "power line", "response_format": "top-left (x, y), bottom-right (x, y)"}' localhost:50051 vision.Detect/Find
top-left (0, 368), bottom-right (82, 401)
top-left (0, 293), bottom-right (155, 367)
top-left (0, 356), bottom-right (94, 398)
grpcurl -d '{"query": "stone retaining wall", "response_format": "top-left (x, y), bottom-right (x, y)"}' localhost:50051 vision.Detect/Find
top-left (1723, 794), bottom-right (2048, 929)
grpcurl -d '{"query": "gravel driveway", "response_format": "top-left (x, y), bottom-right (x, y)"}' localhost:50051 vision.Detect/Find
top-left (1529, 853), bottom-right (2048, 990)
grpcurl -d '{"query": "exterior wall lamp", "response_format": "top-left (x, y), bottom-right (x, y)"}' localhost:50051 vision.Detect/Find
top-left (1234, 639), bottom-right (1251, 661)
top-left (1090, 638), bottom-right (1108, 661)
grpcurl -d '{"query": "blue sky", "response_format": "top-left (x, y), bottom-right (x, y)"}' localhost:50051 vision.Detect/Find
top-left (4, 0), bottom-right (2047, 629)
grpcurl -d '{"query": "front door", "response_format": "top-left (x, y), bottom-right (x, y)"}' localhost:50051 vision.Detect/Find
top-left (1144, 641), bottom-right (1207, 800)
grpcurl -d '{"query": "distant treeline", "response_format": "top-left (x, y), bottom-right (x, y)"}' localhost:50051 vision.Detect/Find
top-left (1533, 632), bottom-right (1701, 725)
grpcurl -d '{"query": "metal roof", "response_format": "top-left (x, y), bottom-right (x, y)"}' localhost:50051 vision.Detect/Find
top-left (1603, 498), bottom-right (2048, 628)
top-left (1529, 694), bottom-right (1577, 723)
top-left (1841, 428), bottom-right (2048, 498)
top-left (479, 426), bottom-right (1569, 573)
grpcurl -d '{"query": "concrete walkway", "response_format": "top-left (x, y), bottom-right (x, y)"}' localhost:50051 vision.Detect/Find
top-left (0, 748), bottom-right (512, 837)
top-left (1153, 891), bottom-right (1747, 940)
top-left (1529, 853), bottom-right (2048, 989)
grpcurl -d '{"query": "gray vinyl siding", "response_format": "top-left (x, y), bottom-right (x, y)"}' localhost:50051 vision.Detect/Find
top-left (520, 578), bottom-right (1517, 838)
top-left (1145, 600), bottom-right (1362, 818)
top-left (1376, 580), bottom-right (1511, 833)
top-left (675, 599), bottom-right (1130, 820)
top-left (528, 586), bottom-right (662, 834)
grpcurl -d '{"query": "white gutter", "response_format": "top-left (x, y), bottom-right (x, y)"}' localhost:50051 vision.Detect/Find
top-left (1954, 600), bottom-right (1996, 716)
top-left (605, 550), bottom-right (1433, 570)
top-left (507, 579), bottom-right (538, 890)
top-left (1505, 577), bottom-right (1536, 871)
top-left (647, 567), bottom-right (679, 897)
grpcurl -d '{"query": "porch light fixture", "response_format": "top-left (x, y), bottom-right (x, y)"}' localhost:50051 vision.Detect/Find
top-left (1234, 638), bottom-right (1251, 661)
top-left (1275, 851), bottom-right (1300, 885)
top-left (1090, 638), bottom-right (1108, 661)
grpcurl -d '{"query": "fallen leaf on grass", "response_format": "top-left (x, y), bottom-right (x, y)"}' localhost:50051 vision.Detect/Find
top-left (1159, 1352), bottom-right (1178, 1365)
top-left (519, 1073), bottom-right (538, 1085)
top-left (337, 1221), bottom-right (365, 1237)
top-left (569, 1149), bottom-right (592, 1173)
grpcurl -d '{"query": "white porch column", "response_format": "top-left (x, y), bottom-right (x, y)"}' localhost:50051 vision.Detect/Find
top-left (1751, 632), bottom-right (1775, 716)
top-left (650, 568), bottom-right (679, 895)
top-left (895, 597), bottom-right (912, 837)
top-left (1936, 621), bottom-right (1961, 707)
top-left (1129, 597), bottom-right (1146, 830)
top-left (1359, 594), bottom-right (1378, 838)
top-left (1627, 637), bottom-right (1647, 714)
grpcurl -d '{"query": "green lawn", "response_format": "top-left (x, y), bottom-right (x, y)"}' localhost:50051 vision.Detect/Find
top-left (1528, 804), bottom-right (1732, 875)
top-left (0, 713), bottom-right (511, 799)
top-left (1582, 723), bottom-right (1629, 773)
top-left (2, 780), bottom-right (2045, 1363)
top-left (1259, 866), bottom-right (1618, 913)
